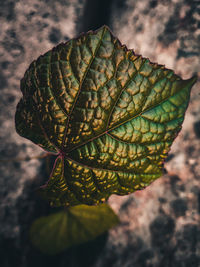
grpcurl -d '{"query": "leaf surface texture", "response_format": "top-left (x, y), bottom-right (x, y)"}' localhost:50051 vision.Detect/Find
top-left (15, 26), bottom-right (197, 206)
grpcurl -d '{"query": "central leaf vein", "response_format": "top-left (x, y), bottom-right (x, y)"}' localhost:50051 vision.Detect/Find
top-left (61, 28), bottom-right (107, 149)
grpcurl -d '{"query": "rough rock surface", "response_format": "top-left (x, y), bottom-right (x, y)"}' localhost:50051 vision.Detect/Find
top-left (0, 0), bottom-right (199, 266)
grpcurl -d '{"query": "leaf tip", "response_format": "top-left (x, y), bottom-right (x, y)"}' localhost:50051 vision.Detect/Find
top-left (188, 74), bottom-right (198, 86)
top-left (182, 74), bottom-right (198, 92)
top-left (100, 24), bottom-right (112, 32)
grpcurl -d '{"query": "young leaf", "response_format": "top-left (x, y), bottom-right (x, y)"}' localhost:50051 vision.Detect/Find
top-left (30, 203), bottom-right (119, 254)
top-left (15, 25), bottom-right (197, 206)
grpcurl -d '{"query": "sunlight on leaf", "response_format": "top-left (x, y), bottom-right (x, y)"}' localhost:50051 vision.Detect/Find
top-left (30, 203), bottom-right (119, 254)
top-left (15, 25), bottom-right (197, 206)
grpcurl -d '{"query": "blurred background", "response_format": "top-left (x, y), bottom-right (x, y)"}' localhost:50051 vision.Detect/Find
top-left (0, 0), bottom-right (199, 266)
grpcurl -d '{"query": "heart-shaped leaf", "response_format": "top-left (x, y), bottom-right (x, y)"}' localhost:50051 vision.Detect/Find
top-left (30, 203), bottom-right (119, 254)
top-left (15, 26), bottom-right (197, 206)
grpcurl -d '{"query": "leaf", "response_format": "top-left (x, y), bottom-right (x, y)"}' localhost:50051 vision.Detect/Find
top-left (30, 203), bottom-right (119, 254)
top-left (15, 25), bottom-right (197, 206)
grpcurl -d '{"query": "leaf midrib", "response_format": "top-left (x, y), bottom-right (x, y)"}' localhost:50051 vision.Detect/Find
top-left (61, 27), bottom-right (107, 149)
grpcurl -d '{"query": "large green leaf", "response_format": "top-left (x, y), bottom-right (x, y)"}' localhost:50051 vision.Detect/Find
top-left (15, 25), bottom-right (197, 206)
top-left (30, 204), bottom-right (118, 254)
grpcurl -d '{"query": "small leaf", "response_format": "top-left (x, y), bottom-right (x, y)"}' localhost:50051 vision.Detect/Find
top-left (30, 203), bottom-right (119, 254)
top-left (15, 25), bottom-right (197, 206)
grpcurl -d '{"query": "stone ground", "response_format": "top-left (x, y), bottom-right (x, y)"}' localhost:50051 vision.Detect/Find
top-left (0, 0), bottom-right (199, 266)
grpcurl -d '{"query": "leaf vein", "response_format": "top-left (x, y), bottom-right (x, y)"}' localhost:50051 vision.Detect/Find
top-left (105, 57), bottom-right (147, 129)
top-left (66, 156), bottom-right (159, 175)
top-left (66, 77), bottom-right (183, 153)
top-left (61, 28), bottom-right (106, 149)
top-left (48, 52), bottom-right (69, 117)
top-left (33, 66), bottom-right (59, 151)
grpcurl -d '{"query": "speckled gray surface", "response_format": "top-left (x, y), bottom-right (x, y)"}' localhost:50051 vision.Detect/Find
top-left (0, 0), bottom-right (199, 266)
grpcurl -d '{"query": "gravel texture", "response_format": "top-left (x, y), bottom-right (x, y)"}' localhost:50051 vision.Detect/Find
top-left (0, 0), bottom-right (199, 266)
